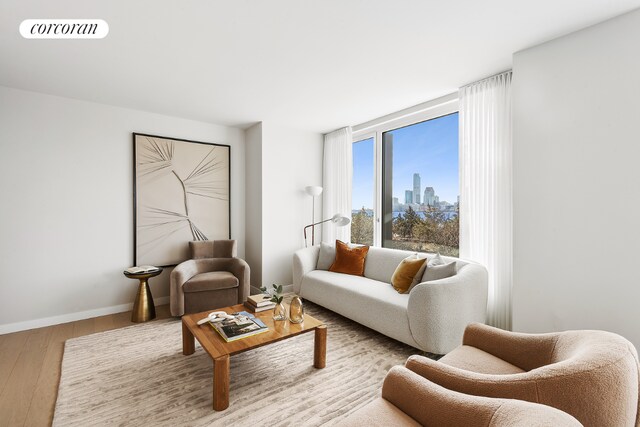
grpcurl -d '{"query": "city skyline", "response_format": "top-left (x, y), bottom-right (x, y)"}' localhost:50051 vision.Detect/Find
top-left (352, 112), bottom-right (459, 210)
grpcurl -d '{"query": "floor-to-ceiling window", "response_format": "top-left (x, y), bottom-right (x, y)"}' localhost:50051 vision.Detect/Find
top-left (351, 137), bottom-right (374, 245)
top-left (351, 97), bottom-right (459, 255)
top-left (381, 113), bottom-right (459, 255)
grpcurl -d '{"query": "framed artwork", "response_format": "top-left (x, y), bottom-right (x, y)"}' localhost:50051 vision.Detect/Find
top-left (133, 133), bottom-right (230, 266)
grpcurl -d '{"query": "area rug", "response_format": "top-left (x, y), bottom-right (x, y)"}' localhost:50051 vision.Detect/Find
top-left (53, 303), bottom-right (426, 426)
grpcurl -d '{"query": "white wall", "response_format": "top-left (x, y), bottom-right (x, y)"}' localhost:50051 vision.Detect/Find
top-left (261, 122), bottom-right (323, 287)
top-left (244, 122), bottom-right (323, 290)
top-left (512, 9), bottom-right (640, 349)
top-left (0, 86), bottom-right (245, 333)
top-left (244, 122), bottom-right (263, 291)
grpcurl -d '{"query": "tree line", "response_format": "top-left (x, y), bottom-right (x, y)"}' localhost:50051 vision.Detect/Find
top-left (351, 206), bottom-right (459, 256)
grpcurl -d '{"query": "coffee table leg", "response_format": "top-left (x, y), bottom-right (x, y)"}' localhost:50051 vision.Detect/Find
top-left (213, 355), bottom-right (230, 410)
top-left (314, 325), bottom-right (327, 368)
top-left (182, 321), bottom-right (195, 356)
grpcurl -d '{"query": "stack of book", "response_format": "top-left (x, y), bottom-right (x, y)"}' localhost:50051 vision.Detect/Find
top-left (210, 311), bottom-right (268, 342)
top-left (124, 265), bottom-right (160, 274)
top-left (244, 294), bottom-right (276, 313)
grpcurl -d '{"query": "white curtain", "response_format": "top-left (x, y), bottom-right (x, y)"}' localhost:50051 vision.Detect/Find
top-left (322, 127), bottom-right (352, 244)
top-left (459, 71), bottom-right (513, 330)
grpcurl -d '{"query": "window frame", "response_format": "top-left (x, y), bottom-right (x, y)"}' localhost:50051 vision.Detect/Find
top-left (351, 94), bottom-right (459, 247)
top-left (351, 132), bottom-right (377, 245)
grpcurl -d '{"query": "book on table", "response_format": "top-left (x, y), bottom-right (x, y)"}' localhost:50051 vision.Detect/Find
top-left (246, 294), bottom-right (274, 307)
top-left (125, 265), bottom-right (160, 274)
top-left (244, 301), bottom-right (276, 313)
top-left (210, 311), bottom-right (268, 342)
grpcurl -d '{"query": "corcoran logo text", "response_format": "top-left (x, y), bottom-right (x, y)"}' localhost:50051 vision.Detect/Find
top-left (20, 19), bottom-right (109, 39)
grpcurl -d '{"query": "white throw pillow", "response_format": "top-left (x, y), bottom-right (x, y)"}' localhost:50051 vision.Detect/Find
top-left (421, 261), bottom-right (457, 283)
top-left (427, 253), bottom-right (446, 267)
top-left (316, 242), bottom-right (336, 270)
top-left (406, 254), bottom-right (457, 293)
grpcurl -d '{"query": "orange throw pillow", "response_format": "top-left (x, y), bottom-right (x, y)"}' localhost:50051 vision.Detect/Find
top-left (329, 240), bottom-right (369, 276)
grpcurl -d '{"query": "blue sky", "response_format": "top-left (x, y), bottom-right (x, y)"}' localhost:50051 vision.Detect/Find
top-left (352, 112), bottom-right (459, 210)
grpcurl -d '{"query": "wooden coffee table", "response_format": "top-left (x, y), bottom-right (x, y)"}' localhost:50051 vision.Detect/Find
top-left (181, 304), bottom-right (326, 410)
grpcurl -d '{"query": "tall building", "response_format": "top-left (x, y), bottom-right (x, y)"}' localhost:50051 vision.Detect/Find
top-left (413, 173), bottom-right (421, 204)
top-left (404, 190), bottom-right (413, 204)
top-left (423, 187), bottom-right (435, 206)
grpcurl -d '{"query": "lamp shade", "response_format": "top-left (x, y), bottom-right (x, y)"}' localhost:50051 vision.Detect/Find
top-left (305, 186), bottom-right (323, 197)
top-left (331, 214), bottom-right (351, 227)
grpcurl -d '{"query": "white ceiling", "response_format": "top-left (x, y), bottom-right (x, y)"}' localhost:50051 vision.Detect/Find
top-left (1, 0), bottom-right (639, 133)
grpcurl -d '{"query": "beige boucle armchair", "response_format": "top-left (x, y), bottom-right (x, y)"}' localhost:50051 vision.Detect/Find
top-left (341, 324), bottom-right (639, 426)
top-left (170, 240), bottom-right (250, 316)
top-left (338, 365), bottom-right (583, 426)
top-left (405, 323), bottom-right (640, 427)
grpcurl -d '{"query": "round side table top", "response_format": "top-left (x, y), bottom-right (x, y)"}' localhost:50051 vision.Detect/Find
top-left (123, 268), bottom-right (163, 280)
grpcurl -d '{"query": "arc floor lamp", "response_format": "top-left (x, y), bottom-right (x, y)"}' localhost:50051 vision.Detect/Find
top-left (304, 214), bottom-right (351, 247)
top-left (305, 186), bottom-right (323, 245)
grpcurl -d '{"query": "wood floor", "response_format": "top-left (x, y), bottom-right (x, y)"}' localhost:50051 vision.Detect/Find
top-left (0, 305), bottom-right (173, 427)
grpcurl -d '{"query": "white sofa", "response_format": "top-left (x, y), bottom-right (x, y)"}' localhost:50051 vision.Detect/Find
top-left (293, 245), bottom-right (488, 354)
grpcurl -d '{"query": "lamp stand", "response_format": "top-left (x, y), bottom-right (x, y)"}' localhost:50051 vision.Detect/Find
top-left (304, 217), bottom-right (333, 246)
top-left (311, 196), bottom-right (316, 245)
top-left (304, 186), bottom-right (323, 247)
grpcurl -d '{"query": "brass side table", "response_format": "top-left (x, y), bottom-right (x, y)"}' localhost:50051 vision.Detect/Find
top-left (123, 268), bottom-right (162, 322)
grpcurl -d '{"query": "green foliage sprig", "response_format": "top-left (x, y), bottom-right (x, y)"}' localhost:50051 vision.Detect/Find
top-left (259, 284), bottom-right (284, 305)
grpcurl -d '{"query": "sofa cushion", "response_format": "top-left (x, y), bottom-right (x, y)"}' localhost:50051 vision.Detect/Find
top-left (420, 262), bottom-right (457, 283)
top-left (183, 271), bottom-right (239, 293)
top-left (329, 240), bottom-right (369, 276)
top-left (391, 255), bottom-right (427, 294)
top-left (428, 253), bottom-right (445, 266)
top-left (439, 345), bottom-right (525, 374)
top-left (364, 246), bottom-right (417, 283)
top-left (300, 270), bottom-right (418, 348)
top-left (337, 398), bottom-right (421, 427)
top-left (317, 242), bottom-right (336, 270)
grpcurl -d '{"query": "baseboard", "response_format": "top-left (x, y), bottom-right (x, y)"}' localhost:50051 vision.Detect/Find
top-left (0, 296), bottom-right (170, 335)
top-left (1, 285), bottom-right (297, 335)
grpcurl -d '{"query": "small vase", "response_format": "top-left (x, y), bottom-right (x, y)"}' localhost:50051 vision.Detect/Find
top-left (289, 296), bottom-right (304, 323)
top-left (273, 302), bottom-right (287, 321)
